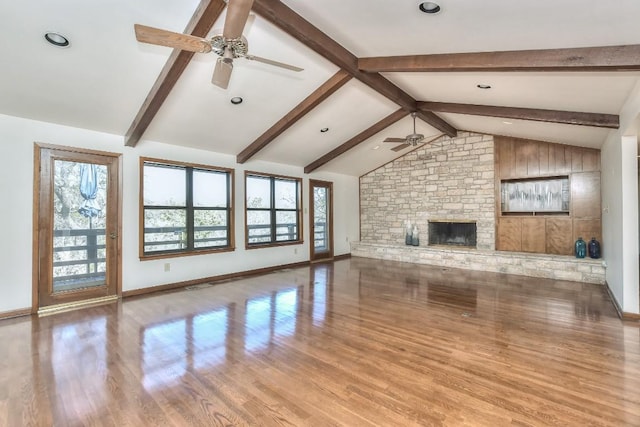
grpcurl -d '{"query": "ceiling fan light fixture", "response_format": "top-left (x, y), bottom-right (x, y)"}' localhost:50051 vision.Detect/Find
top-left (230, 97), bottom-right (243, 105)
top-left (44, 32), bottom-right (70, 48)
top-left (407, 134), bottom-right (425, 145)
top-left (419, 2), bottom-right (441, 14)
top-left (477, 84), bottom-right (492, 89)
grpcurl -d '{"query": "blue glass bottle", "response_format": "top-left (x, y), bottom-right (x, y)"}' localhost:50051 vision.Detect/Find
top-left (588, 237), bottom-right (601, 259)
top-left (574, 237), bottom-right (586, 259)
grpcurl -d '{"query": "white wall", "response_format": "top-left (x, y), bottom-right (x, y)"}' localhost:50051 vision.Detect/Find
top-left (0, 114), bottom-right (360, 313)
top-left (620, 136), bottom-right (639, 313)
top-left (601, 81), bottom-right (640, 314)
top-left (601, 132), bottom-right (624, 307)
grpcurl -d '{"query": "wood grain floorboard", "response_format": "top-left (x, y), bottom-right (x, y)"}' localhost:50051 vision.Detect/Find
top-left (0, 400), bottom-right (7, 427)
top-left (0, 257), bottom-right (639, 426)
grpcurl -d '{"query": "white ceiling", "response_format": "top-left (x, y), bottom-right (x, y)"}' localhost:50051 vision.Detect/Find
top-left (2, 0), bottom-right (640, 176)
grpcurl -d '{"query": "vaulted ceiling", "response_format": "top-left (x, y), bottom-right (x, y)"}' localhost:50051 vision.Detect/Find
top-left (2, 0), bottom-right (640, 176)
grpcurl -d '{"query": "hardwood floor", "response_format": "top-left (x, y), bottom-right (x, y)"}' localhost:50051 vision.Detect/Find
top-left (1, 257), bottom-right (638, 426)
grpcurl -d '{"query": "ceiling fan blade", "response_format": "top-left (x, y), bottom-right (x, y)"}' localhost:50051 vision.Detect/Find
top-left (244, 55), bottom-right (303, 72)
top-left (134, 24), bottom-right (211, 53)
top-left (212, 58), bottom-right (233, 89)
top-left (383, 137), bottom-right (408, 143)
top-left (223, 0), bottom-right (254, 40)
top-left (391, 144), bottom-right (411, 152)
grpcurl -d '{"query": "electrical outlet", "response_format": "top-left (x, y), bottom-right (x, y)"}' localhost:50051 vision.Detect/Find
top-left (164, 263), bottom-right (171, 272)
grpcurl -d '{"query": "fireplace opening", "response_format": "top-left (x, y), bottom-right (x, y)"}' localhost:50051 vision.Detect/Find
top-left (428, 221), bottom-right (477, 248)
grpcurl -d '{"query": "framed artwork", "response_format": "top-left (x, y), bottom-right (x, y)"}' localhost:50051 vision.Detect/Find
top-left (501, 177), bottom-right (570, 213)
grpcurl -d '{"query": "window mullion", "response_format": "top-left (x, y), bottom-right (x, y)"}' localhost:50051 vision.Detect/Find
top-left (186, 167), bottom-right (195, 249)
top-left (226, 172), bottom-right (231, 247)
top-left (270, 177), bottom-right (276, 243)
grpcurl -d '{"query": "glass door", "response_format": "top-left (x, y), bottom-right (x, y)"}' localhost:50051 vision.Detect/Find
top-left (35, 144), bottom-right (120, 309)
top-left (309, 180), bottom-right (333, 261)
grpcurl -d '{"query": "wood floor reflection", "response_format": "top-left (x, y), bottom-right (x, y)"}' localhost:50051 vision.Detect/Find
top-left (1, 257), bottom-right (639, 426)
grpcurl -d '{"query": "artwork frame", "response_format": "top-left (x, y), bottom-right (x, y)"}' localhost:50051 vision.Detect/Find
top-left (500, 176), bottom-right (570, 214)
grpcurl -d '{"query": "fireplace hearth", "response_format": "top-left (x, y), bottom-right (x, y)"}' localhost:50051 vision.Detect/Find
top-left (428, 221), bottom-right (477, 248)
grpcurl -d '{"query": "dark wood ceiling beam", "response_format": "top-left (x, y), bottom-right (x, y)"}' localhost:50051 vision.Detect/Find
top-left (358, 44), bottom-right (640, 72)
top-left (124, 0), bottom-right (226, 147)
top-left (251, 0), bottom-right (412, 109)
top-left (415, 110), bottom-right (458, 137)
top-left (251, 0), bottom-right (456, 148)
top-left (252, 1), bottom-right (451, 123)
top-left (412, 108), bottom-right (455, 137)
top-left (417, 101), bottom-right (620, 129)
top-left (252, 0), bottom-right (357, 75)
top-left (304, 109), bottom-right (409, 173)
top-left (237, 70), bottom-right (352, 163)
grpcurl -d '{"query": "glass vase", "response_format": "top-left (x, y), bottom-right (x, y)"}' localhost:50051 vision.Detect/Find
top-left (411, 225), bottom-right (420, 246)
top-left (588, 237), bottom-right (601, 259)
top-left (405, 220), bottom-right (412, 245)
top-left (574, 237), bottom-right (586, 259)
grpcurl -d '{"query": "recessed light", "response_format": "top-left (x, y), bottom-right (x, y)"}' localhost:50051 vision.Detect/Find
top-left (230, 97), bottom-right (243, 105)
top-left (419, 2), bottom-right (441, 14)
top-left (320, 127), bottom-right (329, 133)
top-left (44, 32), bottom-right (70, 48)
top-left (373, 145), bottom-right (380, 150)
top-left (502, 121), bottom-right (513, 125)
top-left (477, 84), bottom-right (492, 89)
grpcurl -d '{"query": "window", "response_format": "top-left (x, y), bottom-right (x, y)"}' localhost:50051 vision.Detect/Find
top-left (141, 158), bottom-right (234, 257)
top-left (245, 172), bottom-right (302, 247)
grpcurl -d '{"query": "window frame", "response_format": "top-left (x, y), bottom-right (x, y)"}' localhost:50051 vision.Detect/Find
top-left (140, 157), bottom-right (235, 260)
top-left (245, 171), bottom-right (303, 249)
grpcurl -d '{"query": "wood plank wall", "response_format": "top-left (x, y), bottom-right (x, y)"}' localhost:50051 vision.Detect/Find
top-left (494, 136), bottom-right (601, 256)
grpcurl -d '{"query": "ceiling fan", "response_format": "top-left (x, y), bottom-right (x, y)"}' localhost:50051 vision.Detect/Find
top-left (134, 0), bottom-right (303, 89)
top-left (384, 112), bottom-right (426, 151)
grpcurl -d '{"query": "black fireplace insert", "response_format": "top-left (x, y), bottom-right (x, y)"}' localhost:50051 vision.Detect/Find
top-left (428, 221), bottom-right (477, 247)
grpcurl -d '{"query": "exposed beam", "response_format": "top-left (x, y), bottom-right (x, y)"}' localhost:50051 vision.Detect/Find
top-left (252, 0), bottom-right (414, 106)
top-left (236, 70), bottom-right (352, 163)
top-left (414, 110), bottom-right (458, 137)
top-left (408, 110), bottom-right (455, 137)
top-left (252, 1), bottom-right (455, 128)
top-left (124, 0), bottom-right (226, 147)
top-left (304, 109), bottom-right (409, 173)
top-left (417, 102), bottom-right (620, 129)
top-left (358, 44), bottom-right (640, 73)
top-left (253, 0), bottom-right (356, 75)
top-left (251, 0), bottom-right (455, 150)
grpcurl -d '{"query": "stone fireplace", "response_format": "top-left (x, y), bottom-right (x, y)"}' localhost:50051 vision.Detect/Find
top-left (355, 131), bottom-right (606, 285)
top-left (428, 221), bottom-right (477, 248)
top-left (359, 132), bottom-right (495, 251)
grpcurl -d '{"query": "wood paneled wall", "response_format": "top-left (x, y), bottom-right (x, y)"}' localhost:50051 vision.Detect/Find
top-left (495, 136), bottom-right (601, 256)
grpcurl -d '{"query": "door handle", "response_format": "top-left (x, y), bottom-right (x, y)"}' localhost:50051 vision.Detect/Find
top-left (109, 232), bottom-right (118, 239)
